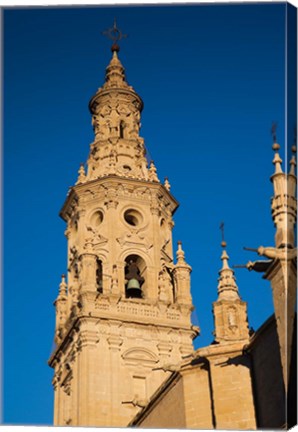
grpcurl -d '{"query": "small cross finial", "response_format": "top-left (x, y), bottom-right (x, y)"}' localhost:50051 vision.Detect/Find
top-left (102, 20), bottom-right (128, 51)
top-left (220, 221), bottom-right (226, 248)
top-left (271, 122), bottom-right (278, 143)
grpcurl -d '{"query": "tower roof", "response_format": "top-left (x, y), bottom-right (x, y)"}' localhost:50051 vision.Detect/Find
top-left (217, 240), bottom-right (240, 301)
top-left (89, 28), bottom-right (143, 114)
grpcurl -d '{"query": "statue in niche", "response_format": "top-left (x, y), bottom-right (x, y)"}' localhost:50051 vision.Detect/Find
top-left (111, 264), bottom-right (118, 294)
top-left (227, 307), bottom-right (238, 334)
top-left (91, 115), bottom-right (100, 135)
top-left (109, 149), bottom-right (118, 167)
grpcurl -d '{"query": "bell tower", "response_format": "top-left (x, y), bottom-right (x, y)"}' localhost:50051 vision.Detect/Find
top-left (48, 26), bottom-right (198, 427)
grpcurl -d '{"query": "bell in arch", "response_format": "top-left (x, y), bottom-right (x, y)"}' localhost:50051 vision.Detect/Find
top-left (126, 278), bottom-right (142, 298)
top-left (125, 260), bottom-right (144, 299)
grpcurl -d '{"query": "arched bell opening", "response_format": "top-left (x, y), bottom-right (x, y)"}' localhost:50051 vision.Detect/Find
top-left (96, 258), bottom-right (103, 294)
top-left (124, 254), bottom-right (146, 299)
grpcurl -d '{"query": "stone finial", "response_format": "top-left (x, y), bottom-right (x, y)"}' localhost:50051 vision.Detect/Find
top-left (272, 143), bottom-right (283, 174)
top-left (59, 274), bottom-right (67, 297)
top-left (270, 139), bottom-right (296, 248)
top-left (148, 160), bottom-right (159, 182)
top-left (289, 145), bottom-right (297, 176)
top-left (164, 177), bottom-right (171, 191)
top-left (217, 243), bottom-right (239, 300)
top-left (176, 241), bottom-right (186, 264)
top-left (76, 163), bottom-right (86, 185)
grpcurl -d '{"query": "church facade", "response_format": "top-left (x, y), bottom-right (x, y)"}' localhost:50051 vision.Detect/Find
top-left (48, 30), bottom-right (297, 429)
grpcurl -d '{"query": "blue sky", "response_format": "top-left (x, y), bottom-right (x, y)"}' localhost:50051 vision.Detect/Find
top-left (2, 3), bottom-right (295, 425)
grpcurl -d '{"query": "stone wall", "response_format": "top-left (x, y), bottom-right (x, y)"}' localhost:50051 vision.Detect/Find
top-left (209, 353), bottom-right (256, 429)
top-left (182, 365), bottom-right (213, 428)
top-left (136, 374), bottom-right (186, 428)
top-left (250, 315), bottom-right (285, 428)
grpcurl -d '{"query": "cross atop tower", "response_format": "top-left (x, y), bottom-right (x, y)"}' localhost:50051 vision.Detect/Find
top-left (102, 19), bottom-right (127, 52)
top-left (219, 221), bottom-right (226, 248)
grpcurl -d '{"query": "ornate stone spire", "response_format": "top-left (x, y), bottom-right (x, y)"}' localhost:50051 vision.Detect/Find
top-left (217, 246), bottom-right (240, 301)
top-left (84, 29), bottom-right (159, 183)
top-left (172, 241), bottom-right (193, 308)
top-left (58, 274), bottom-right (67, 297)
top-left (54, 275), bottom-right (68, 344)
top-left (76, 163), bottom-right (86, 185)
top-left (213, 228), bottom-right (249, 344)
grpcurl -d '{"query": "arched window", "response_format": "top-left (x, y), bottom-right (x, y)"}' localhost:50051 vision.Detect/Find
top-left (119, 121), bottom-right (125, 139)
top-left (124, 255), bottom-right (146, 299)
top-left (96, 259), bottom-right (103, 294)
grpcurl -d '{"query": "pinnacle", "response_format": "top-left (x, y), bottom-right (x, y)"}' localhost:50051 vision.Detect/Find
top-left (289, 145), bottom-right (296, 176)
top-left (217, 244), bottom-right (239, 300)
top-left (272, 142), bottom-right (283, 174)
top-left (59, 274), bottom-right (67, 296)
top-left (104, 49), bottom-right (127, 87)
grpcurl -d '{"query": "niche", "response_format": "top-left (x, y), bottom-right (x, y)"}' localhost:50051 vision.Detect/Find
top-left (119, 120), bottom-right (126, 139)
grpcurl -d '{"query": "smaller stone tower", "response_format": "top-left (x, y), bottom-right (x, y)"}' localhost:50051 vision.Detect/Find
top-left (196, 241), bottom-right (255, 430)
top-left (242, 135), bottom-right (297, 393)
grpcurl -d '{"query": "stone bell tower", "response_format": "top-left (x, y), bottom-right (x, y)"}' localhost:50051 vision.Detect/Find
top-left (48, 28), bottom-right (198, 427)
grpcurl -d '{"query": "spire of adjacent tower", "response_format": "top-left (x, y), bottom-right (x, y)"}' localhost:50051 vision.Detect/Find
top-left (289, 145), bottom-right (296, 176)
top-left (270, 125), bottom-right (297, 248)
top-left (217, 240), bottom-right (240, 301)
top-left (213, 225), bottom-right (249, 344)
top-left (235, 128), bottom-right (297, 391)
top-left (272, 142), bottom-right (283, 174)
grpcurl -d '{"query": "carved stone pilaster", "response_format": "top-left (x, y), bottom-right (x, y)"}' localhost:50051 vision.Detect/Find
top-left (150, 195), bottom-right (160, 216)
top-left (80, 247), bottom-right (98, 293)
top-left (78, 329), bottom-right (99, 348)
top-left (107, 335), bottom-right (123, 351)
top-left (157, 342), bottom-right (173, 359)
top-left (173, 266), bottom-right (192, 305)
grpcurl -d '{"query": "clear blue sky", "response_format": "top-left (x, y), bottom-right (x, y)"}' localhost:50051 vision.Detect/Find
top-left (3, 3), bottom-right (294, 425)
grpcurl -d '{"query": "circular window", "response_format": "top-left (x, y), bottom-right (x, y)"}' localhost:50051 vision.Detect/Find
top-left (124, 209), bottom-right (143, 227)
top-left (90, 210), bottom-right (104, 227)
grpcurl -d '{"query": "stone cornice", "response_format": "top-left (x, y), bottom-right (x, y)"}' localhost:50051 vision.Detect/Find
top-left (60, 175), bottom-right (179, 221)
top-left (89, 87), bottom-right (144, 113)
top-left (48, 312), bottom-right (196, 367)
top-left (195, 340), bottom-right (248, 360)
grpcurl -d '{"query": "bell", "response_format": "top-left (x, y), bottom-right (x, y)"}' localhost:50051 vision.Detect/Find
top-left (126, 278), bottom-right (142, 298)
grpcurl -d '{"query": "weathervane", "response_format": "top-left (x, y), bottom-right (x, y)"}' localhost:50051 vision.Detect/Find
top-left (220, 221), bottom-right (226, 248)
top-left (102, 19), bottom-right (128, 51)
top-left (271, 122), bottom-right (278, 143)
